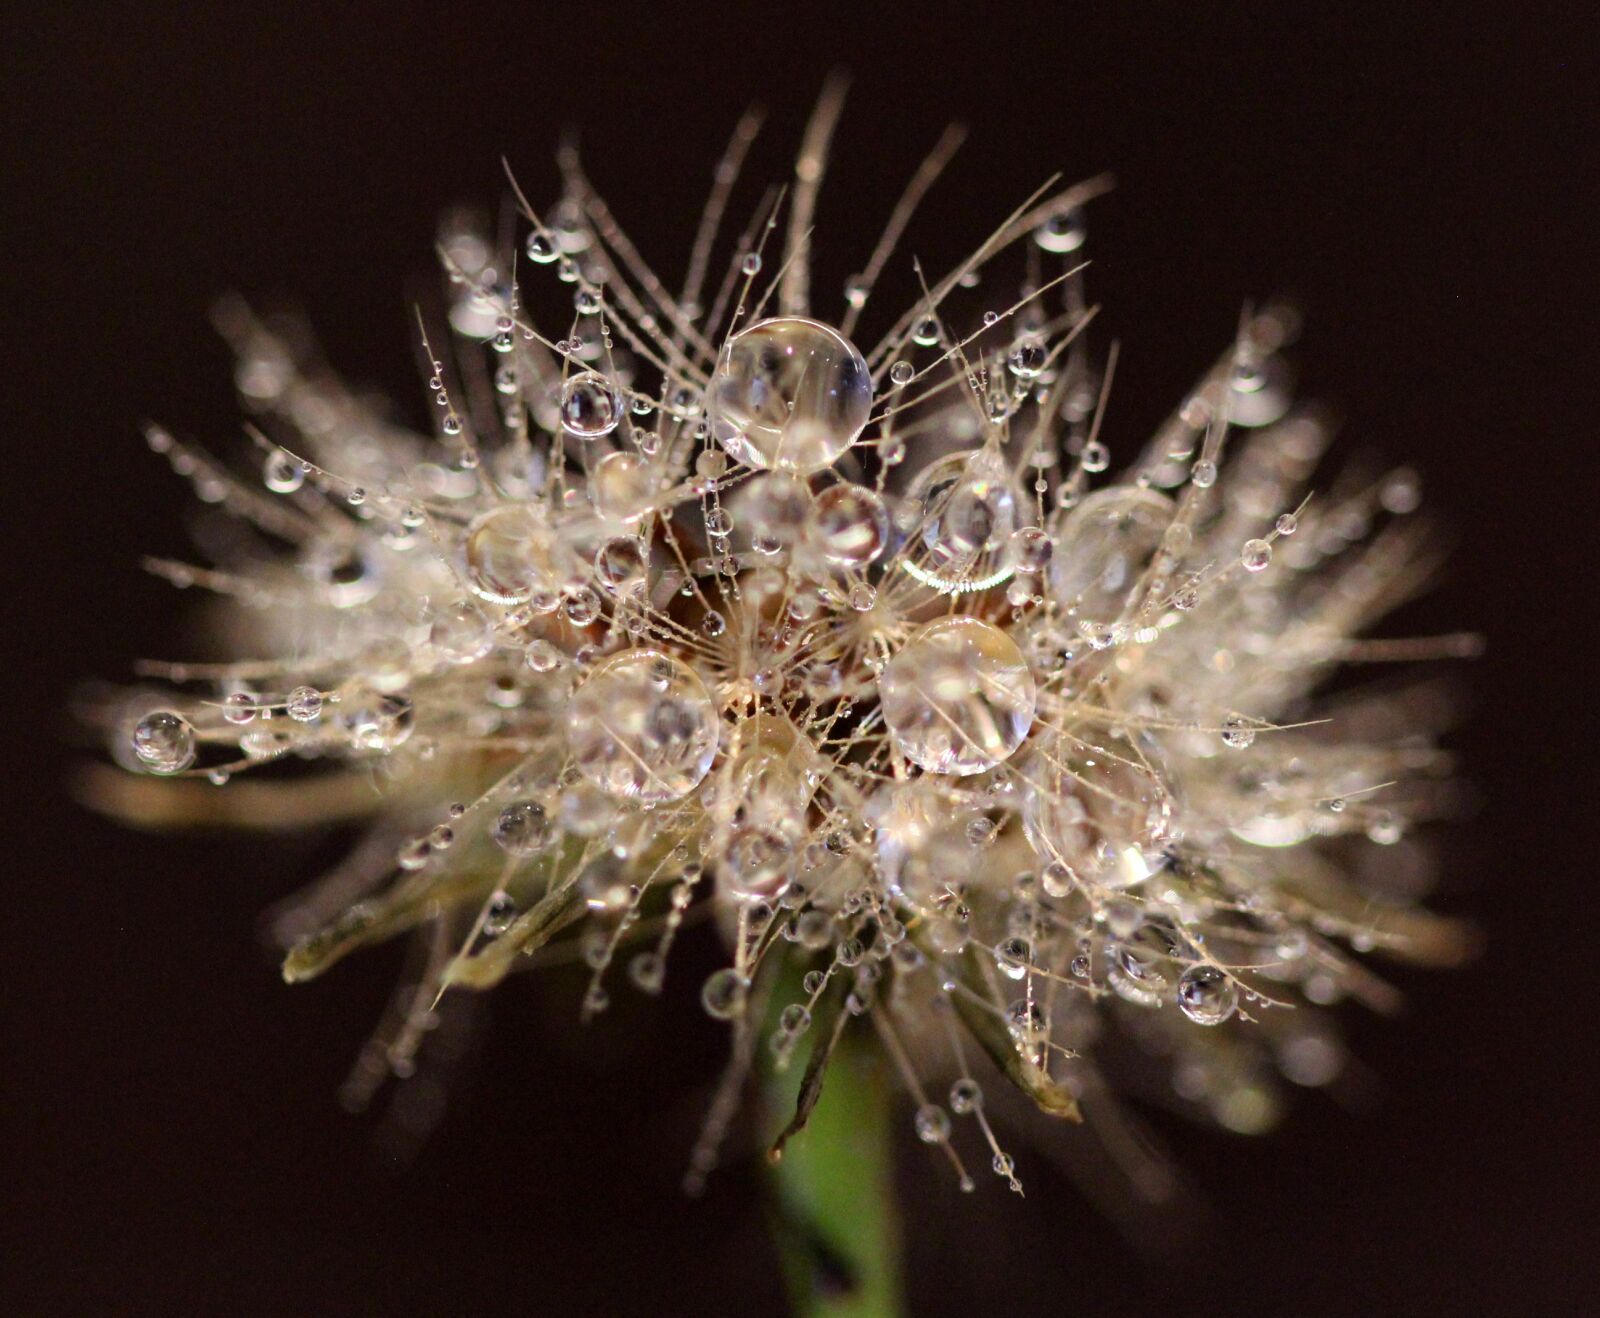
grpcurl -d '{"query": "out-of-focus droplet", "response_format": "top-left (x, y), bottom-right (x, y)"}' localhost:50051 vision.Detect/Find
top-left (492, 799), bottom-right (551, 856)
top-left (808, 483), bottom-right (889, 567)
top-left (1048, 486), bottom-right (1173, 625)
top-left (568, 649), bottom-right (718, 803)
top-left (132, 710), bottom-right (196, 774)
top-left (879, 617), bottom-right (1036, 775)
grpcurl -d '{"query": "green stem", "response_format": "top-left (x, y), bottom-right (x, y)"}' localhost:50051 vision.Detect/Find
top-left (763, 1028), bottom-right (905, 1318)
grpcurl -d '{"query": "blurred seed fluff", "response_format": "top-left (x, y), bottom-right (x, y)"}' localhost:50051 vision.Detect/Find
top-left (92, 89), bottom-right (1478, 1199)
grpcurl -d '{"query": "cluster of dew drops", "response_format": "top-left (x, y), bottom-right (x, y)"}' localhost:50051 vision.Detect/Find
top-left (114, 123), bottom-right (1468, 1196)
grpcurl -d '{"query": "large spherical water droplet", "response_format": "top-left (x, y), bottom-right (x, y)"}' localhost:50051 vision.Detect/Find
top-left (591, 451), bottom-right (656, 522)
top-left (492, 799), bottom-right (551, 856)
top-left (567, 649), bottom-right (719, 803)
top-left (465, 504), bottom-right (574, 605)
top-left (286, 685), bottom-right (324, 722)
top-left (1108, 920), bottom-right (1187, 1007)
top-left (1020, 731), bottom-right (1172, 889)
top-left (701, 967), bottom-right (749, 1020)
top-left (808, 482), bottom-right (890, 566)
top-left (741, 472), bottom-right (811, 554)
top-left (1048, 486), bottom-right (1173, 625)
top-left (709, 317), bottom-right (872, 473)
top-left (560, 371), bottom-right (622, 438)
top-left (907, 450), bottom-right (1019, 583)
top-left (594, 536), bottom-right (648, 596)
top-left (132, 710), bottom-right (196, 774)
top-left (1177, 964), bottom-right (1238, 1025)
top-left (429, 598), bottom-right (494, 664)
top-left (879, 617), bottom-right (1035, 775)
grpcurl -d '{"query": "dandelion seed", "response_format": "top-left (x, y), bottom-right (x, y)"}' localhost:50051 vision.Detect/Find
top-left (93, 101), bottom-right (1474, 1210)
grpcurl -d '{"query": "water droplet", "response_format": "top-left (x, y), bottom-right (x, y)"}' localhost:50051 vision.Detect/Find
top-left (560, 371), bottom-right (622, 438)
top-left (808, 483), bottom-right (889, 567)
top-left (1048, 486), bottom-right (1172, 625)
top-left (1003, 526), bottom-right (1053, 575)
top-left (1177, 964), bottom-right (1238, 1025)
top-left (949, 1078), bottom-right (983, 1114)
top-left (429, 599), bottom-right (494, 664)
top-left (1241, 538), bottom-right (1272, 572)
top-left (524, 638), bottom-right (561, 673)
top-left (492, 799), bottom-right (551, 855)
top-left (709, 317), bottom-right (872, 473)
top-left (591, 451), bottom-right (656, 523)
top-left (994, 936), bottom-right (1032, 979)
top-left (132, 710), bottom-right (195, 774)
top-left (568, 649), bottom-right (718, 804)
top-left (483, 892), bottom-right (517, 937)
top-left (286, 686), bottom-right (323, 722)
top-left (339, 687), bottom-right (414, 752)
top-left (221, 691), bottom-right (257, 725)
top-left (1008, 341), bottom-right (1047, 379)
top-left (594, 536), bottom-right (648, 595)
top-left (465, 504), bottom-right (572, 604)
top-left (721, 825), bottom-right (794, 900)
top-left (910, 450), bottom-right (1019, 579)
top-left (564, 585), bottom-right (602, 626)
top-left (701, 968), bottom-right (749, 1020)
top-left (264, 450), bottom-right (304, 493)
top-left (628, 951), bottom-right (665, 993)
top-left (880, 618), bottom-right (1036, 775)
top-left (1221, 714), bottom-right (1256, 749)
top-left (1034, 207), bottom-right (1086, 253)
top-left (889, 360), bottom-right (915, 386)
top-left (525, 232), bottom-right (558, 263)
top-left (914, 1104), bottom-right (952, 1144)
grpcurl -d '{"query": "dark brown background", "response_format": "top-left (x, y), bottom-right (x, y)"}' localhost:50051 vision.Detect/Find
top-left (3, 4), bottom-right (1592, 1314)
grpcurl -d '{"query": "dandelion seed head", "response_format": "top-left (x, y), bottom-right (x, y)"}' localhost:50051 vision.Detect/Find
top-left (94, 101), bottom-right (1474, 1197)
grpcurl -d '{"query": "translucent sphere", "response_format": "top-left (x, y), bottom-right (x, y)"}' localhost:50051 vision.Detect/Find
top-left (339, 687), bottom-right (415, 752)
top-left (591, 451), bottom-right (656, 522)
top-left (492, 799), bottom-right (552, 856)
top-left (594, 536), bottom-right (648, 596)
top-left (1048, 486), bottom-right (1173, 625)
top-left (879, 617), bottom-right (1036, 775)
top-left (560, 371), bottom-right (622, 438)
top-left (1177, 964), bottom-right (1238, 1025)
top-left (908, 450), bottom-right (1018, 583)
top-left (285, 685), bottom-right (323, 722)
top-left (465, 504), bottom-right (574, 605)
top-left (808, 482), bottom-right (890, 566)
top-left (568, 649), bottom-right (719, 803)
top-left (1020, 731), bottom-right (1173, 890)
top-left (709, 317), bottom-right (872, 473)
top-left (742, 472), bottom-right (811, 552)
top-left (132, 710), bottom-right (196, 774)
